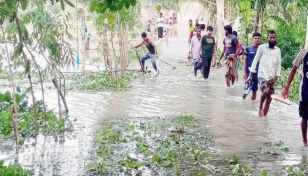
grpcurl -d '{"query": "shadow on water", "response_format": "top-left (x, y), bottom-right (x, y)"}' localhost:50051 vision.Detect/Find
top-left (0, 40), bottom-right (306, 175)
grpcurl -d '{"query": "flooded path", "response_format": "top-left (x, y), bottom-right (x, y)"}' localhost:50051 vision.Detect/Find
top-left (0, 40), bottom-right (306, 175)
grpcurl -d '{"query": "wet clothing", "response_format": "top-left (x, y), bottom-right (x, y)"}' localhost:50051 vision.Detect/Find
top-left (190, 35), bottom-right (201, 60)
top-left (140, 53), bottom-right (157, 71)
top-left (259, 77), bottom-right (275, 94)
top-left (202, 58), bottom-right (212, 79)
top-left (223, 34), bottom-right (239, 59)
top-left (224, 55), bottom-right (237, 78)
top-left (292, 49), bottom-right (308, 118)
top-left (194, 59), bottom-right (203, 70)
top-left (244, 45), bottom-right (259, 81)
top-left (249, 43), bottom-right (281, 81)
top-left (201, 35), bottom-right (215, 59)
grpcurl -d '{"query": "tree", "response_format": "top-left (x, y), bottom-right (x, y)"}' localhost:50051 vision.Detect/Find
top-left (216, 0), bottom-right (225, 50)
top-left (251, 0), bottom-right (267, 32)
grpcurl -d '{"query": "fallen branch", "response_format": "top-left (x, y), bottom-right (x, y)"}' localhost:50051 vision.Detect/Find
top-left (52, 79), bottom-right (69, 113)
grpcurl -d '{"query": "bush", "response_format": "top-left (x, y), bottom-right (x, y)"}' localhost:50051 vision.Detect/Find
top-left (276, 68), bottom-right (301, 102)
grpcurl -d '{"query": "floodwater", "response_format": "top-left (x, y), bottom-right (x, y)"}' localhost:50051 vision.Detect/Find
top-left (0, 39), bottom-right (306, 175)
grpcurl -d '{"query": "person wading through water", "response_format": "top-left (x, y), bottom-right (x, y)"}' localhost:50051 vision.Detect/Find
top-left (248, 30), bottom-right (281, 117)
top-left (199, 26), bottom-right (216, 80)
top-left (232, 31), bottom-right (245, 82)
top-left (157, 13), bottom-right (164, 40)
top-left (217, 25), bottom-right (241, 87)
top-left (134, 32), bottom-right (158, 74)
top-left (282, 49), bottom-right (308, 147)
top-left (243, 32), bottom-right (261, 100)
top-left (190, 27), bottom-right (202, 76)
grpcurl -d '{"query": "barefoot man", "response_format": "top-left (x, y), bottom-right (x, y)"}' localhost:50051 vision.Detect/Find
top-left (248, 30), bottom-right (281, 117)
top-left (134, 32), bottom-right (158, 73)
top-left (243, 32), bottom-right (261, 100)
top-left (282, 49), bottom-right (308, 146)
top-left (199, 26), bottom-right (216, 80)
top-left (217, 25), bottom-right (242, 87)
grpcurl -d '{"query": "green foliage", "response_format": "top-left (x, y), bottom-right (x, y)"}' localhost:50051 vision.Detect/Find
top-left (237, 0), bottom-right (307, 69)
top-left (67, 71), bottom-right (137, 91)
top-left (276, 68), bottom-right (301, 102)
top-left (265, 14), bottom-right (305, 69)
top-left (282, 166), bottom-right (306, 176)
top-left (0, 0), bottom-right (74, 17)
top-left (0, 161), bottom-right (34, 176)
top-left (260, 141), bottom-right (289, 157)
top-left (89, 0), bottom-right (137, 14)
top-left (0, 87), bottom-right (72, 138)
top-left (87, 115), bottom-right (222, 175)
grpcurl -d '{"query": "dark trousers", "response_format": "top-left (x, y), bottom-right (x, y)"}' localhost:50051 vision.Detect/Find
top-left (158, 27), bottom-right (163, 38)
top-left (202, 58), bottom-right (212, 79)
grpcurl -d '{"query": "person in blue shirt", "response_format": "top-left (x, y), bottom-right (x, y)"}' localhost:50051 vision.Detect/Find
top-left (282, 49), bottom-right (308, 147)
top-left (243, 32), bottom-right (261, 100)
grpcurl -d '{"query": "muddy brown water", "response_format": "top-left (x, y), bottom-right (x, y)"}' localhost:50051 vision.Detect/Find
top-left (0, 40), bottom-right (306, 175)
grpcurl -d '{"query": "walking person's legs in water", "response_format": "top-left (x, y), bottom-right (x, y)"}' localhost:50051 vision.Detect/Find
top-left (202, 58), bottom-right (212, 79)
top-left (150, 54), bottom-right (158, 72)
top-left (140, 53), bottom-right (151, 72)
top-left (225, 75), bottom-right (231, 87)
top-left (302, 118), bottom-right (308, 146)
top-left (299, 102), bottom-right (308, 146)
top-left (258, 78), bottom-right (275, 117)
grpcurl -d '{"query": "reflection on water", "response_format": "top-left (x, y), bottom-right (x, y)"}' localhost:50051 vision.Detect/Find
top-left (0, 41), bottom-right (306, 175)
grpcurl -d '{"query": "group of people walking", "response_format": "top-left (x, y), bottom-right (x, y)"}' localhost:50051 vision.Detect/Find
top-left (189, 21), bottom-right (308, 147)
top-left (135, 18), bottom-right (308, 146)
top-left (147, 12), bottom-right (178, 40)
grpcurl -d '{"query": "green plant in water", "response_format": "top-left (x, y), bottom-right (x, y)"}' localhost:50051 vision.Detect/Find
top-left (67, 71), bottom-right (137, 91)
top-left (0, 87), bottom-right (72, 140)
top-left (0, 161), bottom-right (34, 176)
top-left (87, 115), bottom-right (223, 175)
top-left (282, 166), bottom-right (306, 176)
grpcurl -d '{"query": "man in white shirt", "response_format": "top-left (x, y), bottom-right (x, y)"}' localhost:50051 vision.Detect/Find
top-left (157, 13), bottom-right (164, 39)
top-left (248, 30), bottom-right (281, 117)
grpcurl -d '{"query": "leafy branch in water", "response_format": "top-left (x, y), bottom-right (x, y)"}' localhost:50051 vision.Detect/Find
top-left (0, 161), bottom-right (34, 176)
top-left (67, 71), bottom-right (137, 91)
top-left (0, 87), bottom-right (73, 143)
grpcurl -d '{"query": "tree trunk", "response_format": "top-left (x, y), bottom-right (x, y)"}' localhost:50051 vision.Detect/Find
top-left (305, 11), bottom-right (308, 49)
top-left (52, 78), bottom-right (69, 113)
top-left (15, 12), bottom-right (39, 136)
top-left (216, 0), bottom-right (225, 50)
top-left (1, 25), bottom-right (20, 147)
top-left (27, 73), bottom-right (38, 135)
top-left (253, 11), bottom-right (260, 32)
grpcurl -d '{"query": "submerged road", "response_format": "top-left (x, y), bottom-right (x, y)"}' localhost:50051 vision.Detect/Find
top-left (0, 40), bottom-right (306, 175)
